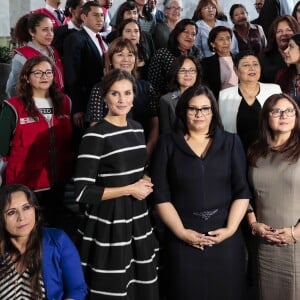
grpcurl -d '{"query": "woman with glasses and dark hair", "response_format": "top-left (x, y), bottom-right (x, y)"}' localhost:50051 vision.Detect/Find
top-left (0, 184), bottom-right (87, 300)
top-left (150, 85), bottom-right (251, 300)
top-left (148, 18), bottom-right (201, 98)
top-left (159, 55), bottom-right (202, 134)
top-left (193, 0), bottom-right (238, 58)
top-left (0, 56), bottom-right (72, 228)
top-left (152, 0), bottom-right (183, 49)
top-left (201, 26), bottom-right (238, 100)
top-left (248, 93), bottom-right (300, 300)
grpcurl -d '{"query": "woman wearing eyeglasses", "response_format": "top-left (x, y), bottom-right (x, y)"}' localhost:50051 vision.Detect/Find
top-left (159, 55), bottom-right (202, 134)
top-left (193, 0), bottom-right (238, 58)
top-left (152, 0), bottom-right (183, 50)
top-left (248, 93), bottom-right (300, 300)
top-left (219, 51), bottom-right (281, 152)
top-left (151, 85), bottom-right (251, 300)
top-left (0, 56), bottom-right (72, 228)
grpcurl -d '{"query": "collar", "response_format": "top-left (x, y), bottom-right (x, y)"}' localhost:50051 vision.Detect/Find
top-left (68, 20), bottom-right (81, 30)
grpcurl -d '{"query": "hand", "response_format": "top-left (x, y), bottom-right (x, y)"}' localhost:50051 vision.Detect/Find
top-left (206, 227), bottom-right (235, 245)
top-left (179, 229), bottom-right (215, 250)
top-left (73, 112), bottom-right (85, 128)
top-left (275, 227), bottom-right (296, 246)
top-left (251, 222), bottom-right (283, 244)
top-left (130, 178), bottom-right (154, 200)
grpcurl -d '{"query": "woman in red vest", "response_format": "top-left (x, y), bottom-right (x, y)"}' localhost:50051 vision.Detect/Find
top-left (0, 56), bottom-right (72, 228)
top-left (6, 13), bottom-right (64, 98)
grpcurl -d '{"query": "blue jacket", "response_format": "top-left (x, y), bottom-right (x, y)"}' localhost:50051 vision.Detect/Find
top-left (42, 228), bottom-right (87, 300)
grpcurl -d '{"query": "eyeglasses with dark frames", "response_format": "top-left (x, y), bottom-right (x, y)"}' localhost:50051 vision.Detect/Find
top-left (30, 70), bottom-right (54, 78)
top-left (178, 68), bottom-right (197, 75)
top-left (187, 106), bottom-right (212, 116)
top-left (270, 108), bottom-right (296, 118)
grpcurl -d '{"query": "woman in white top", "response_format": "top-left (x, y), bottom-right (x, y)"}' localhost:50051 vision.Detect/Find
top-left (219, 51), bottom-right (281, 151)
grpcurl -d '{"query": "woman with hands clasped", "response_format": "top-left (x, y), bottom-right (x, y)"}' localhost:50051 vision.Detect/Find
top-left (150, 85), bottom-right (251, 300)
top-left (248, 93), bottom-right (300, 300)
top-left (74, 69), bottom-right (159, 299)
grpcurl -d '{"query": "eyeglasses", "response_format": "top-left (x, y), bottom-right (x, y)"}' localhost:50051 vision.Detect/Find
top-left (187, 106), bottom-right (211, 116)
top-left (167, 6), bottom-right (183, 12)
top-left (30, 70), bottom-right (54, 78)
top-left (181, 30), bottom-right (197, 38)
top-left (270, 108), bottom-right (296, 118)
top-left (202, 5), bottom-right (217, 11)
top-left (178, 68), bottom-right (197, 75)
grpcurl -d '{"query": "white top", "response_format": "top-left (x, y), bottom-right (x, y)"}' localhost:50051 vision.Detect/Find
top-left (195, 19), bottom-right (239, 58)
top-left (219, 56), bottom-right (238, 90)
top-left (218, 82), bottom-right (282, 133)
top-left (34, 97), bottom-right (53, 122)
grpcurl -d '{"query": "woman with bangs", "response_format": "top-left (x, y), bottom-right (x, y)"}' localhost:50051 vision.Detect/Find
top-left (193, 0), bottom-right (238, 58)
top-left (86, 37), bottom-right (159, 157)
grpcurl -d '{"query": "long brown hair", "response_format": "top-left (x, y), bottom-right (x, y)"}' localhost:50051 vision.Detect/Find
top-left (248, 93), bottom-right (300, 166)
top-left (0, 184), bottom-right (43, 299)
top-left (16, 55), bottom-right (64, 117)
top-left (192, 0), bottom-right (222, 21)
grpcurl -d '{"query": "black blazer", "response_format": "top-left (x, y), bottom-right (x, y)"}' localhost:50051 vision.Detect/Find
top-left (63, 29), bottom-right (104, 114)
top-left (201, 54), bottom-right (221, 100)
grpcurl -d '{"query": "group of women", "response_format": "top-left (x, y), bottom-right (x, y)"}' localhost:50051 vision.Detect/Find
top-left (1, 0), bottom-right (300, 299)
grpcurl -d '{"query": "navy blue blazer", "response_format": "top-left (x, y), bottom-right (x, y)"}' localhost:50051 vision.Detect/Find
top-left (42, 228), bottom-right (87, 300)
top-left (63, 28), bottom-right (104, 114)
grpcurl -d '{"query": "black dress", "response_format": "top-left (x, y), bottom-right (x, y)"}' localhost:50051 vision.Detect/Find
top-left (74, 119), bottom-right (159, 300)
top-left (150, 128), bottom-right (251, 300)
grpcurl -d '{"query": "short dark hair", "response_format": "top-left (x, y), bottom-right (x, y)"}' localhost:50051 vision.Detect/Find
top-left (248, 93), bottom-right (300, 165)
top-left (207, 26), bottom-right (232, 52)
top-left (175, 85), bottom-right (223, 136)
top-left (81, 1), bottom-right (101, 16)
top-left (233, 50), bottom-right (259, 68)
top-left (168, 18), bottom-right (198, 56)
top-left (64, 0), bottom-right (83, 17)
top-left (168, 55), bottom-right (202, 92)
top-left (229, 4), bottom-right (247, 20)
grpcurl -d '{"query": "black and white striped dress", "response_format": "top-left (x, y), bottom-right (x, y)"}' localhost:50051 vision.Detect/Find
top-left (74, 119), bottom-right (159, 300)
top-left (0, 256), bottom-right (46, 300)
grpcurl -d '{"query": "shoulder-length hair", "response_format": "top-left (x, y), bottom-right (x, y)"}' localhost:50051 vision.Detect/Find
top-left (168, 18), bottom-right (198, 56)
top-left (14, 13), bottom-right (51, 45)
top-left (105, 37), bottom-right (138, 77)
top-left (175, 85), bottom-right (223, 136)
top-left (116, 1), bottom-right (138, 25)
top-left (292, 1), bottom-right (300, 20)
top-left (264, 15), bottom-right (300, 54)
top-left (168, 55), bottom-right (202, 92)
top-left (16, 55), bottom-right (64, 117)
top-left (248, 93), bottom-right (300, 166)
top-left (0, 184), bottom-right (43, 299)
top-left (192, 0), bottom-right (222, 21)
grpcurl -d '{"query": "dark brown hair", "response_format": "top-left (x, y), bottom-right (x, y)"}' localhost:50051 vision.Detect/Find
top-left (175, 85), bottom-right (223, 136)
top-left (17, 55), bottom-right (64, 117)
top-left (248, 93), bottom-right (300, 166)
top-left (0, 184), bottom-right (43, 299)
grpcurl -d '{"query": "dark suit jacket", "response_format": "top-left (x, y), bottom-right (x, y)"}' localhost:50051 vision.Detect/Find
top-left (63, 29), bottom-right (104, 114)
top-left (201, 54), bottom-right (221, 100)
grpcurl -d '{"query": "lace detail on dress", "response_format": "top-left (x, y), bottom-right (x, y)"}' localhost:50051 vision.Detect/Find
top-left (193, 209), bottom-right (219, 221)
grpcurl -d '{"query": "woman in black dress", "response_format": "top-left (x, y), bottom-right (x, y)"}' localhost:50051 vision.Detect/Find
top-left (74, 69), bottom-right (159, 300)
top-left (150, 85), bottom-right (251, 300)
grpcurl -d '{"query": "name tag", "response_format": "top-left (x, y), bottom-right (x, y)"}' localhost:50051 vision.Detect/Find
top-left (20, 117), bottom-right (38, 124)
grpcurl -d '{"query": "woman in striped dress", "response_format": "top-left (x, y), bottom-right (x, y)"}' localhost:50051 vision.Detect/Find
top-left (74, 69), bottom-right (159, 300)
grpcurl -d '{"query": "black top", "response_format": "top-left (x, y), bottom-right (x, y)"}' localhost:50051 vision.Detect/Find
top-left (236, 96), bottom-right (262, 152)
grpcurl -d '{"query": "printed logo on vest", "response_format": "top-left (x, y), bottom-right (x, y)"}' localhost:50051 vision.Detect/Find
top-left (20, 117), bottom-right (38, 124)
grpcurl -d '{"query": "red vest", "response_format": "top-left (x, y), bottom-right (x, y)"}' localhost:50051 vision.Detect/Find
top-left (33, 8), bottom-right (62, 29)
top-left (4, 96), bottom-right (72, 191)
top-left (15, 46), bottom-right (64, 91)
